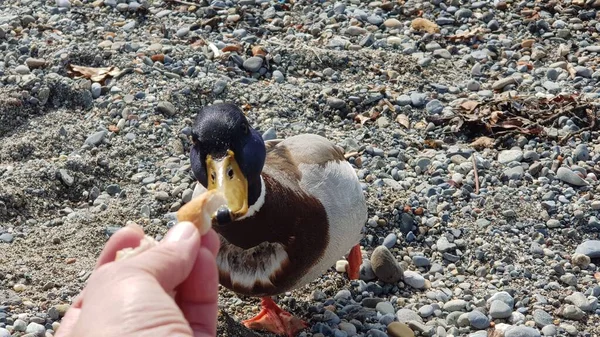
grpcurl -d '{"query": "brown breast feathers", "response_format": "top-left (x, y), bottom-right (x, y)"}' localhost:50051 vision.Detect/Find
top-left (214, 146), bottom-right (330, 297)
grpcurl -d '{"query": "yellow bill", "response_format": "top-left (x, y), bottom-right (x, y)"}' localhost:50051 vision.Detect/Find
top-left (206, 149), bottom-right (248, 222)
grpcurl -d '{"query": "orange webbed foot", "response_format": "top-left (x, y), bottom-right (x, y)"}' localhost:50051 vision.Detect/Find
top-left (242, 297), bottom-right (307, 337)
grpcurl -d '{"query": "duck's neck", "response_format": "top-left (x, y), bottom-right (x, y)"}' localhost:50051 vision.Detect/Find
top-left (239, 175), bottom-right (265, 220)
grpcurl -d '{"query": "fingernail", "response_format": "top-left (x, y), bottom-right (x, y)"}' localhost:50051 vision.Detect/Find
top-left (125, 221), bottom-right (144, 235)
top-left (164, 221), bottom-right (197, 242)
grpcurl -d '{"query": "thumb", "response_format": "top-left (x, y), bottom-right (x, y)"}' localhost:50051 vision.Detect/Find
top-left (122, 221), bottom-right (201, 292)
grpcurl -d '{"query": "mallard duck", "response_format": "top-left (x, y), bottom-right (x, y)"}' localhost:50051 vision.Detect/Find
top-left (188, 103), bottom-right (368, 337)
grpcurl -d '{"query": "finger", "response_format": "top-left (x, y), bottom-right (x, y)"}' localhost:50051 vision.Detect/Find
top-left (201, 229), bottom-right (220, 258)
top-left (176, 247), bottom-right (219, 337)
top-left (53, 307), bottom-right (81, 337)
top-left (95, 223), bottom-right (145, 269)
top-left (122, 221), bottom-right (201, 292)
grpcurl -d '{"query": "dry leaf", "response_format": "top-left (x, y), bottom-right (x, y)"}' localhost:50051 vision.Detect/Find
top-left (151, 54), bottom-right (165, 63)
top-left (566, 62), bottom-right (577, 79)
top-left (413, 121), bottom-right (427, 129)
top-left (396, 114), bottom-right (410, 128)
top-left (252, 46), bottom-right (267, 57)
top-left (424, 139), bottom-right (442, 149)
top-left (460, 100), bottom-right (479, 111)
top-left (490, 111), bottom-right (504, 124)
top-left (411, 18), bottom-right (440, 34)
top-left (208, 42), bottom-right (221, 58)
top-left (447, 27), bottom-right (485, 42)
top-left (222, 44), bottom-right (242, 53)
top-left (354, 114), bottom-right (371, 125)
top-left (67, 64), bottom-right (120, 82)
top-left (470, 136), bottom-right (494, 149)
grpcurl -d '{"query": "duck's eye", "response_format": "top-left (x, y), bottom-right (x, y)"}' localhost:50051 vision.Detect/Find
top-left (211, 172), bottom-right (216, 181)
top-left (241, 123), bottom-right (249, 134)
top-left (227, 166), bottom-right (234, 179)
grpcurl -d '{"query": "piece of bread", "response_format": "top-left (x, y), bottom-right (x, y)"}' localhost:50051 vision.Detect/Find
top-left (115, 190), bottom-right (226, 261)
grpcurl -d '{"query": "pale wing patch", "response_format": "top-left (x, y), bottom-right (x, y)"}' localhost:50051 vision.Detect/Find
top-left (294, 160), bottom-right (367, 287)
top-left (218, 241), bottom-right (290, 290)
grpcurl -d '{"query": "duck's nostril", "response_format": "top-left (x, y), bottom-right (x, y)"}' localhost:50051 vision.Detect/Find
top-left (216, 206), bottom-right (233, 225)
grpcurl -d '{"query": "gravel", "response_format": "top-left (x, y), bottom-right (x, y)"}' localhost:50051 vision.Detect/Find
top-left (2, 0), bottom-right (600, 336)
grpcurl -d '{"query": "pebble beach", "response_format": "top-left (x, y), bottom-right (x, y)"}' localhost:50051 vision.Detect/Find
top-left (2, 0), bottom-right (600, 336)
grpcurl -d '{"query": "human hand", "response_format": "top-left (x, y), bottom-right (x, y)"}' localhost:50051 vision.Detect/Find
top-left (55, 221), bottom-right (220, 337)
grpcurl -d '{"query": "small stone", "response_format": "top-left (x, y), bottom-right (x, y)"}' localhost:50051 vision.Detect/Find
top-left (13, 319), bottom-right (27, 332)
top-left (91, 83), bottom-right (102, 98)
top-left (58, 169), bottom-right (74, 187)
top-left (376, 301), bottom-right (395, 315)
top-left (327, 97), bottom-right (346, 109)
top-left (384, 19), bottom-right (402, 28)
top-left (410, 92), bottom-right (427, 107)
top-left (243, 57), bottom-right (264, 72)
top-left (360, 260), bottom-right (377, 281)
top-left (176, 27), bottom-right (190, 38)
top-left (156, 101), bottom-right (176, 116)
top-left (387, 321), bottom-right (415, 337)
top-left (25, 58), bottom-right (46, 68)
top-left (560, 305), bottom-right (585, 320)
top-left (396, 309), bottom-right (422, 323)
top-left (0, 233), bottom-right (14, 243)
top-left (403, 270), bottom-right (425, 289)
top-left (505, 326), bottom-right (541, 337)
top-left (272, 70), bottom-right (285, 83)
top-left (336, 260), bottom-right (348, 273)
top-left (443, 300), bottom-right (466, 312)
top-left (412, 255), bottom-right (430, 267)
top-left (85, 131), bottom-right (106, 146)
top-left (504, 166), bottom-right (524, 180)
top-left (489, 300), bottom-right (512, 318)
top-left (383, 233), bottom-right (397, 248)
top-left (418, 305), bottom-right (434, 317)
top-left (571, 253), bottom-right (590, 269)
top-left (498, 149), bottom-right (523, 163)
top-left (560, 273), bottom-right (577, 286)
top-left (468, 310), bottom-right (490, 329)
top-left (565, 292), bottom-right (594, 312)
top-left (56, 0), bottom-right (71, 7)
top-left (13, 283), bottom-right (26, 292)
top-left (370, 246), bottom-right (404, 283)
top-left (15, 65), bottom-right (30, 74)
top-left (436, 236), bottom-right (456, 252)
top-left (533, 309), bottom-right (553, 328)
top-left (466, 80), bottom-right (481, 91)
top-left (541, 325), bottom-right (557, 336)
top-left (546, 219), bottom-right (560, 228)
top-left (575, 240), bottom-right (600, 258)
top-left (556, 167), bottom-right (588, 186)
top-left (492, 76), bottom-right (520, 90)
top-left (346, 26), bottom-right (367, 36)
top-left (425, 99), bottom-right (444, 114)
top-left (154, 191), bottom-right (170, 201)
top-left (25, 322), bottom-right (46, 335)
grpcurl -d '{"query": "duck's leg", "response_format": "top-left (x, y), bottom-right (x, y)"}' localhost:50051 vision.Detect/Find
top-left (346, 244), bottom-right (362, 280)
top-left (242, 297), bottom-right (307, 337)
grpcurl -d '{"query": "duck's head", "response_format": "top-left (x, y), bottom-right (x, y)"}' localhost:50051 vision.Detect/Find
top-left (190, 103), bottom-right (266, 225)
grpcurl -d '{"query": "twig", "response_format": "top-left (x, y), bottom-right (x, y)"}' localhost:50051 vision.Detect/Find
top-left (166, 0), bottom-right (200, 6)
top-left (472, 153), bottom-right (479, 194)
top-left (538, 103), bottom-right (580, 125)
top-left (559, 108), bottom-right (597, 145)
